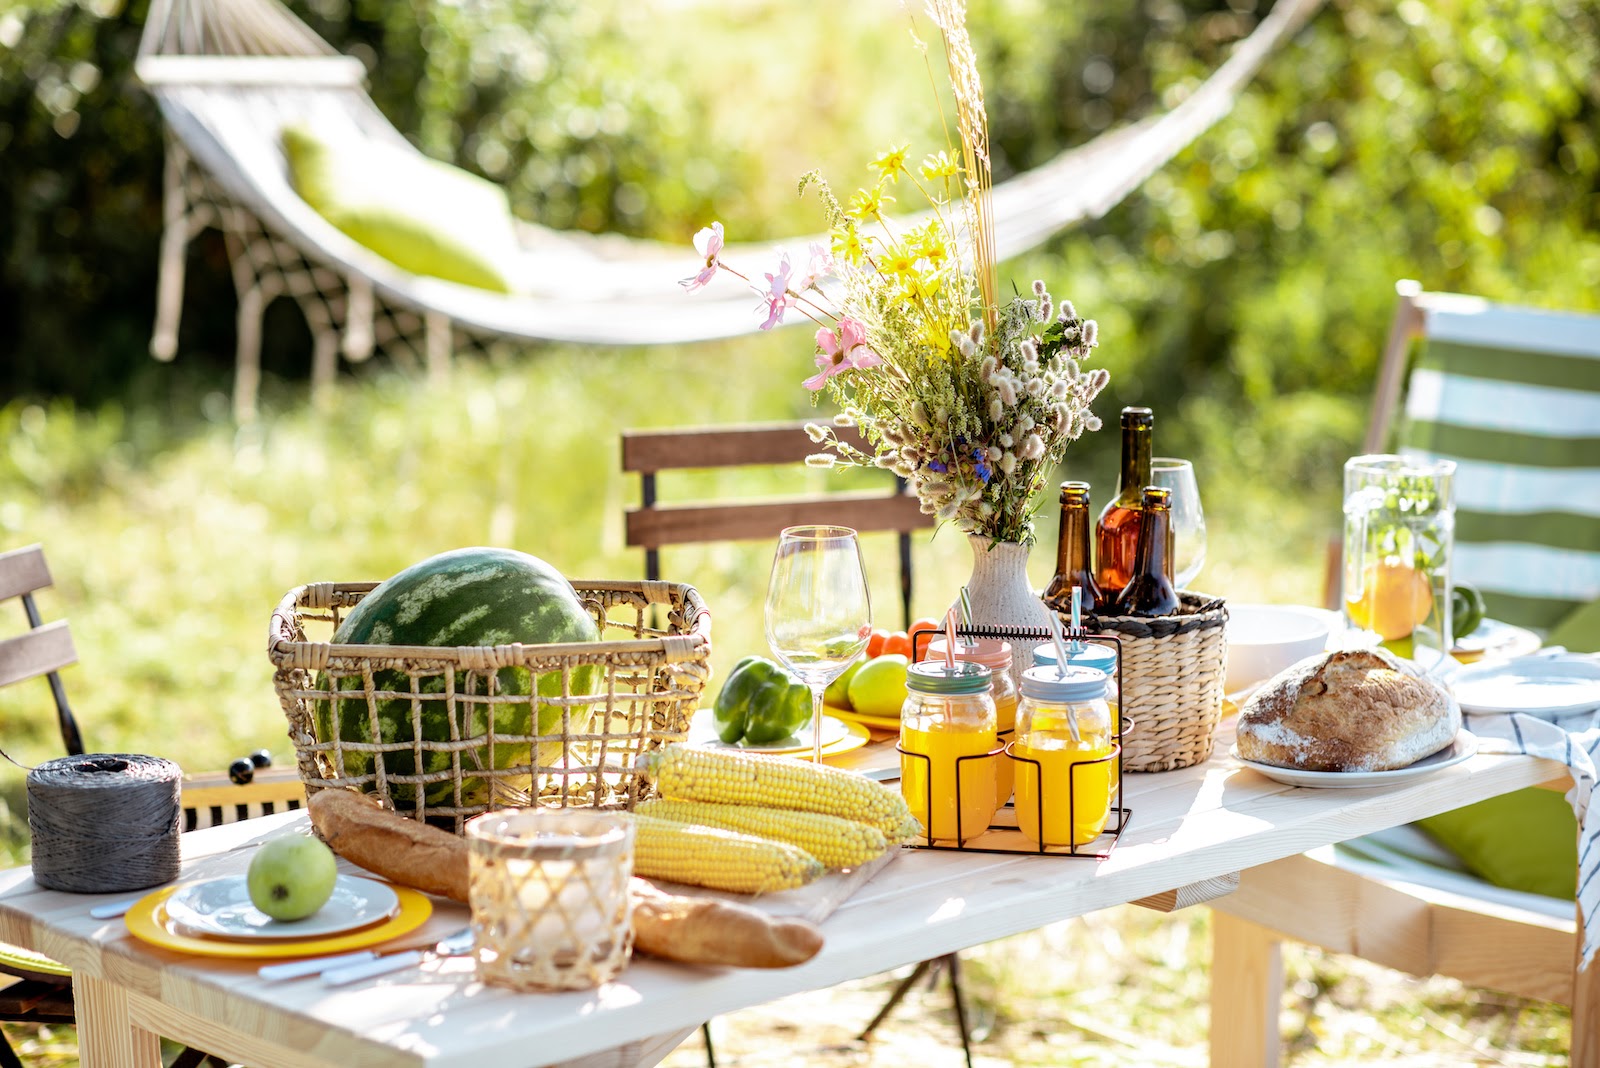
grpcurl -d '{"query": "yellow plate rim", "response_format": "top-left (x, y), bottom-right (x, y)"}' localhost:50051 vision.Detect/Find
top-left (824, 702), bottom-right (901, 732)
top-left (125, 881), bottom-right (432, 959)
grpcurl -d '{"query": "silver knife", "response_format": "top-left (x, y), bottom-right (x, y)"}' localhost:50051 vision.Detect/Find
top-left (256, 927), bottom-right (470, 983)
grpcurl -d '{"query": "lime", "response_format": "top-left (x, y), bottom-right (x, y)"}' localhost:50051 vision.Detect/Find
top-left (1451, 583), bottom-right (1487, 640)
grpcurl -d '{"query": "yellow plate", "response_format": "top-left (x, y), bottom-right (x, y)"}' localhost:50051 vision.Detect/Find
top-left (824, 702), bottom-right (901, 733)
top-left (126, 882), bottom-right (432, 960)
top-left (812, 718), bottom-right (871, 763)
top-left (1451, 618), bottom-right (1541, 664)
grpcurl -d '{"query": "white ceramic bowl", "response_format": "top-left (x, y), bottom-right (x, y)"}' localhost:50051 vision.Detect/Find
top-left (1225, 604), bottom-right (1335, 694)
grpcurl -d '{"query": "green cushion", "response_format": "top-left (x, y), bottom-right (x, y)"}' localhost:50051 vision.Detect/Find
top-left (282, 125), bottom-right (517, 293)
top-left (0, 941), bottom-right (70, 979)
top-left (1546, 598), bottom-right (1600, 654)
top-left (1417, 787), bottom-right (1577, 901)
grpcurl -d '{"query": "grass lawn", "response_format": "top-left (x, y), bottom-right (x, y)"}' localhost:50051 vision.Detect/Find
top-left (0, 333), bottom-right (1569, 1065)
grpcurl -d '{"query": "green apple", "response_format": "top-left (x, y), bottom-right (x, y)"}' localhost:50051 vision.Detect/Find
top-left (824, 659), bottom-right (865, 708)
top-left (248, 835), bottom-right (338, 921)
top-left (847, 654), bottom-right (910, 719)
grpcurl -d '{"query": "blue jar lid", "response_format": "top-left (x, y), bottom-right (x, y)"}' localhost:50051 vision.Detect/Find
top-left (906, 660), bottom-right (991, 695)
top-left (1020, 665), bottom-right (1108, 702)
top-left (1033, 641), bottom-right (1117, 676)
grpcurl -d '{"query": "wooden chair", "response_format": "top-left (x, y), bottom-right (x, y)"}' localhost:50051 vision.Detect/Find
top-left (0, 543), bottom-right (306, 1068)
top-left (1208, 282), bottom-right (1600, 1065)
top-left (622, 420), bottom-right (935, 628)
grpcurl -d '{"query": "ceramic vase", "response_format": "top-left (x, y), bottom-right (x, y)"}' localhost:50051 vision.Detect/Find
top-left (958, 533), bottom-right (1042, 690)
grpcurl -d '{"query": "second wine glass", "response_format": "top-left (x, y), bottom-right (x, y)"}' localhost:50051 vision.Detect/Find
top-left (764, 525), bottom-right (873, 763)
top-left (1150, 457), bottom-right (1207, 589)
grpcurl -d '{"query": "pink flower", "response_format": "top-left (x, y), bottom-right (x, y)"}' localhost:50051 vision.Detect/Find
top-left (679, 222), bottom-right (725, 291)
top-left (793, 242), bottom-right (833, 291)
top-left (758, 254), bottom-right (793, 330)
top-left (803, 316), bottom-right (883, 390)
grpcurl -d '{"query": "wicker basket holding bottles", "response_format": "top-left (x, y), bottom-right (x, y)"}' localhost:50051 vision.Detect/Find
top-left (1071, 592), bottom-right (1228, 772)
top-left (268, 579), bottom-right (712, 832)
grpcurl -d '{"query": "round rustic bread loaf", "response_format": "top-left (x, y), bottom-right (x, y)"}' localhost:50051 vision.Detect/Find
top-left (1235, 647), bottom-right (1457, 772)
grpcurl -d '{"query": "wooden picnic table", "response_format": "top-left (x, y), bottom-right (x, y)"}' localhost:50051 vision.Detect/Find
top-left (0, 718), bottom-right (1575, 1068)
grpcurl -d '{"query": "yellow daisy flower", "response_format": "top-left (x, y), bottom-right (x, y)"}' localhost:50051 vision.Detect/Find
top-left (831, 224), bottom-right (865, 265)
top-left (884, 249), bottom-right (919, 277)
top-left (869, 144), bottom-right (910, 180)
top-left (847, 184), bottom-right (895, 221)
top-left (920, 151), bottom-right (960, 182)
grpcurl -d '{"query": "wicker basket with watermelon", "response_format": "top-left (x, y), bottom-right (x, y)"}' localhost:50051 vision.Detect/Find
top-left (268, 547), bottom-right (712, 832)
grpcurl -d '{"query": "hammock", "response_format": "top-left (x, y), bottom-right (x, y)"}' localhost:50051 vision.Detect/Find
top-left (135, 0), bottom-right (1323, 419)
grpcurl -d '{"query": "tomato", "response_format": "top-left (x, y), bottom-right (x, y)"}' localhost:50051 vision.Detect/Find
top-left (881, 631), bottom-right (913, 659)
top-left (866, 628), bottom-right (892, 658)
top-left (906, 617), bottom-right (943, 661)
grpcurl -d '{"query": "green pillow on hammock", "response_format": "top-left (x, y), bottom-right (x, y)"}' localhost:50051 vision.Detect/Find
top-left (282, 125), bottom-right (517, 293)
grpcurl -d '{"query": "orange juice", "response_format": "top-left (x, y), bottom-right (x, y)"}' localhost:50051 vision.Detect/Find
top-left (901, 723), bottom-right (998, 841)
top-left (993, 691), bottom-right (1017, 809)
top-left (1012, 729), bottom-right (1114, 846)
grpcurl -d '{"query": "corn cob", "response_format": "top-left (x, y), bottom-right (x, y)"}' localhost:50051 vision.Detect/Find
top-left (642, 746), bottom-right (920, 840)
top-left (637, 798), bottom-right (890, 870)
top-left (631, 814), bottom-right (823, 894)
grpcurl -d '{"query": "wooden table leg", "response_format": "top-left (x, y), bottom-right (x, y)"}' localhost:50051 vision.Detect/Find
top-left (1572, 907), bottom-right (1599, 1067)
top-left (70, 974), bottom-right (160, 1068)
top-left (1210, 910), bottom-right (1283, 1068)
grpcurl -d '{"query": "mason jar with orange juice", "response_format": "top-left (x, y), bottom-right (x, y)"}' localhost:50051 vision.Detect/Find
top-left (899, 660), bottom-right (999, 843)
top-left (1010, 665), bottom-right (1116, 847)
top-left (925, 637), bottom-right (1016, 810)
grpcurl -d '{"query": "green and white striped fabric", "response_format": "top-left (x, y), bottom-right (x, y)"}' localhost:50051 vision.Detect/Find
top-left (1396, 296), bottom-right (1600, 635)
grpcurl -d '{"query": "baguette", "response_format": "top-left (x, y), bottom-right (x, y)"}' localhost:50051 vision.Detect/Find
top-left (305, 789), bottom-right (823, 968)
top-left (308, 788), bottom-right (470, 902)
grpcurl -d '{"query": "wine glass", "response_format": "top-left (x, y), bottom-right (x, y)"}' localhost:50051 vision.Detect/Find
top-left (764, 526), bottom-right (873, 763)
top-left (1151, 457), bottom-right (1207, 589)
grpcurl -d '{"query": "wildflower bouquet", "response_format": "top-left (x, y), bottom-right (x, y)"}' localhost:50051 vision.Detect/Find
top-left (679, 0), bottom-right (1108, 546)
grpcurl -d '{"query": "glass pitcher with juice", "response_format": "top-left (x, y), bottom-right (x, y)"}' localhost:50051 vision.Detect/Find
top-left (899, 660), bottom-right (998, 843)
top-left (1342, 455), bottom-right (1456, 668)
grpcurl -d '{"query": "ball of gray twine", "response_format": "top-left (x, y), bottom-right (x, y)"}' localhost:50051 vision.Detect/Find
top-left (28, 753), bottom-right (182, 894)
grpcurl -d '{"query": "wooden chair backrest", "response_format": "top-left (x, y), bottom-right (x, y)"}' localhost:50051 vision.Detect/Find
top-left (0, 544), bottom-right (83, 755)
top-left (622, 421), bottom-right (934, 626)
top-left (1362, 280), bottom-right (1600, 632)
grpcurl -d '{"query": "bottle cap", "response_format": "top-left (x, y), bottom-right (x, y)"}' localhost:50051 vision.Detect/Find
top-left (906, 660), bottom-right (992, 695)
top-left (924, 637), bottom-right (1012, 673)
top-left (1020, 665), bottom-right (1108, 702)
top-left (1032, 641), bottom-right (1117, 677)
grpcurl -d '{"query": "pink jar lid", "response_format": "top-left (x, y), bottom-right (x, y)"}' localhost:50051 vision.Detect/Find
top-left (923, 636), bottom-right (1013, 672)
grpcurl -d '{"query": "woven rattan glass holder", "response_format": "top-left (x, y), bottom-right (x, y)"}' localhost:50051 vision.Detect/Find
top-left (269, 579), bottom-right (712, 831)
top-left (1071, 592), bottom-right (1228, 772)
top-left (466, 808), bottom-right (635, 992)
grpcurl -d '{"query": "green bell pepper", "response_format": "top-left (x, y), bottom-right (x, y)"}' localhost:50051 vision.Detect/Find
top-left (713, 655), bottom-right (812, 745)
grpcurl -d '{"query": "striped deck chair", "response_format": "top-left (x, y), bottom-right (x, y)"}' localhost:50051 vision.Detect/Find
top-left (1372, 280), bottom-right (1600, 635)
top-left (1208, 282), bottom-right (1599, 1066)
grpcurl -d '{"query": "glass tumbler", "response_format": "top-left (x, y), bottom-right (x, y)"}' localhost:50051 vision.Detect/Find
top-left (466, 808), bottom-right (635, 991)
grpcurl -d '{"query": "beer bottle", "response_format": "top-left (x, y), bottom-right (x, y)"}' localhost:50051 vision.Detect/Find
top-left (1095, 407), bottom-right (1153, 597)
top-left (1043, 481), bottom-right (1103, 613)
top-left (1114, 486), bottom-right (1180, 617)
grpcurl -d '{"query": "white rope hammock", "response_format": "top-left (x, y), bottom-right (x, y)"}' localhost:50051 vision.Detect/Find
top-left (135, 0), bottom-right (1323, 419)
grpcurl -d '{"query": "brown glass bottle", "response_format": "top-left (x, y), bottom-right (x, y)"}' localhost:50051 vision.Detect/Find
top-left (1095, 407), bottom-right (1153, 597)
top-left (1043, 481), bottom-right (1103, 613)
top-left (1115, 486), bottom-right (1180, 617)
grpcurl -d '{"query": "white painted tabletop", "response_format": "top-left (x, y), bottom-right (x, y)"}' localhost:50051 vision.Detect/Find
top-left (0, 719), bottom-right (1566, 1068)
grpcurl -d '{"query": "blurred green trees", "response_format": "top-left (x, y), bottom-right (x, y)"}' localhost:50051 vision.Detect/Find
top-left (1, 0), bottom-right (1596, 438)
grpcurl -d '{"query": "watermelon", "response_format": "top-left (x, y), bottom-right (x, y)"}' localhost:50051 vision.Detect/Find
top-left (314, 547), bottom-right (600, 807)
